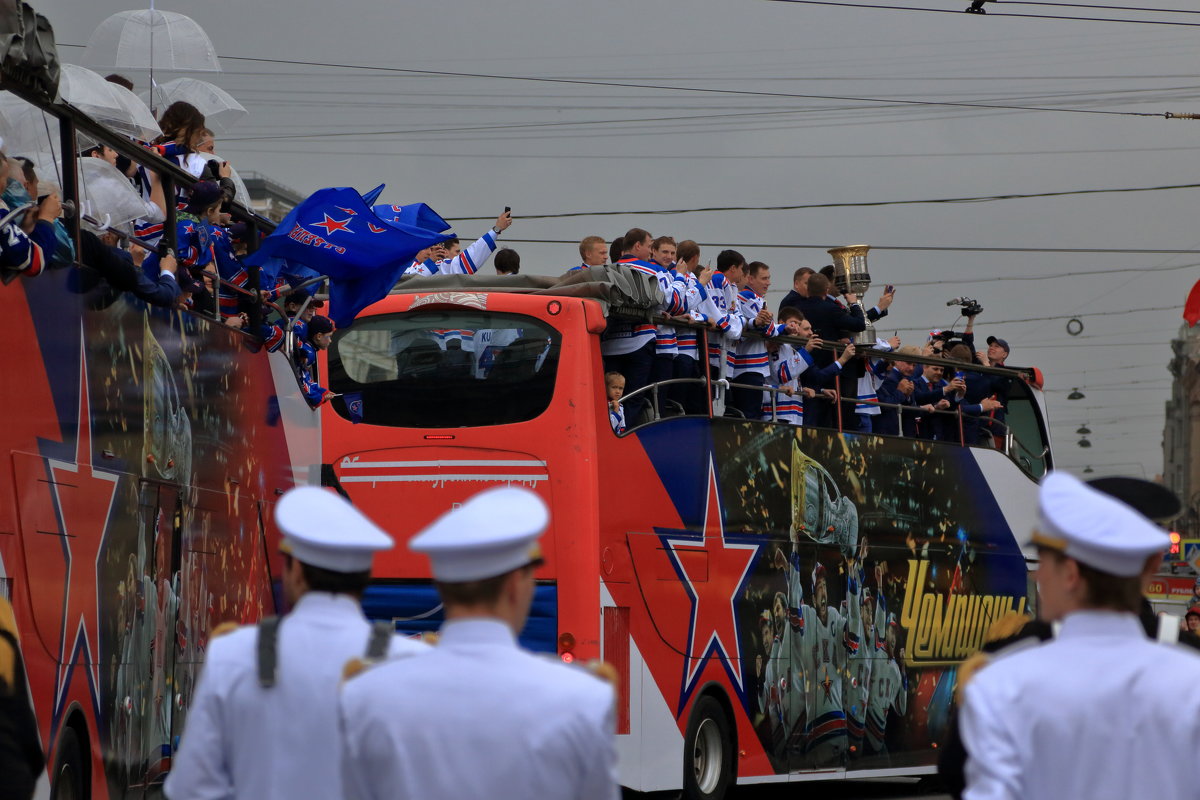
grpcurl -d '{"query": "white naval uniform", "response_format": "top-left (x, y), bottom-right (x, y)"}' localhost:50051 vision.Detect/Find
top-left (339, 617), bottom-right (619, 800)
top-left (164, 593), bottom-right (429, 800)
top-left (960, 610), bottom-right (1200, 800)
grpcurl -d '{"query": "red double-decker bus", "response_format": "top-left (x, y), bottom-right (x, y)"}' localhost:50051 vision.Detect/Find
top-left (321, 278), bottom-right (1051, 798)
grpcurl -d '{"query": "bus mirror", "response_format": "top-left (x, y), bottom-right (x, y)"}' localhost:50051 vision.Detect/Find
top-left (583, 300), bottom-right (608, 335)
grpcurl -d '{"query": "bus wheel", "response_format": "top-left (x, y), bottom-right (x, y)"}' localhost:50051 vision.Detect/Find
top-left (51, 727), bottom-right (84, 800)
top-left (683, 696), bottom-right (734, 800)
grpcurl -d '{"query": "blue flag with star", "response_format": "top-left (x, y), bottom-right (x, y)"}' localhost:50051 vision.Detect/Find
top-left (245, 187), bottom-right (449, 327)
top-left (373, 202), bottom-right (452, 235)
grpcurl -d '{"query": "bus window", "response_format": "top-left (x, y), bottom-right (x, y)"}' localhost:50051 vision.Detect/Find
top-left (1003, 380), bottom-right (1051, 479)
top-left (326, 310), bottom-right (561, 428)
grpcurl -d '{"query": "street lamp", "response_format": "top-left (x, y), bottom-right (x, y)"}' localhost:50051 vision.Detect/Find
top-left (1078, 438), bottom-right (1092, 448)
top-left (1067, 388), bottom-right (1085, 400)
top-left (1076, 425), bottom-right (1092, 435)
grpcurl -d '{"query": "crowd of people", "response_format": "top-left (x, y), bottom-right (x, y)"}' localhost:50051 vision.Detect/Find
top-left (585, 227), bottom-right (1017, 444)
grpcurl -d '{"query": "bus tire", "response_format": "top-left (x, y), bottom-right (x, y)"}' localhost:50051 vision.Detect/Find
top-left (683, 695), bottom-right (735, 800)
top-left (51, 726), bottom-right (85, 800)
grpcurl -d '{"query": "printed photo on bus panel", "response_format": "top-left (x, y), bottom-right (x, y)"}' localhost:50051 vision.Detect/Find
top-left (713, 423), bottom-right (1028, 774)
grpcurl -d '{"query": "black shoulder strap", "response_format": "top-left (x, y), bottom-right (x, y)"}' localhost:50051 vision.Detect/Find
top-left (365, 620), bottom-right (392, 660)
top-left (256, 616), bottom-right (281, 688)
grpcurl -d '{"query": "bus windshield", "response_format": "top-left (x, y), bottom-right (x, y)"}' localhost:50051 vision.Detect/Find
top-left (327, 309), bottom-right (562, 428)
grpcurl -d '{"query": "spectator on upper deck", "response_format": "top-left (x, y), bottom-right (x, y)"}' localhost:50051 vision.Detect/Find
top-left (0, 154), bottom-right (49, 282)
top-left (603, 228), bottom-right (688, 420)
top-left (571, 235), bottom-right (606, 271)
top-left (729, 261), bottom-right (780, 420)
top-left (404, 209), bottom-right (512, 278)
top-left (671, 239), bottom-right (713, 414)
top-left (494, 248), bottom-right (520, 275)
top-left (606, 371), bottom-right (626, 434)
top-left (818, 264), bottom-right (894, 324)
top-left (778, 266), bottom-right (815, 316)
top-left (105, 73), bottom-right (135, 91)
top-left (297, 315), bottom-right (336, 408)
top-left (79, 229), bottom-right (180, 308)
top-left (877, 345), bottom-right (921, 436)
top-left (651, 236), bottom-right (676, 269)
top-left (608, 236), bottom-right (624, 266)
top-left (150, 101), bottom-right (209, 178)
top-left (4, 158), bottom-right (65, 270)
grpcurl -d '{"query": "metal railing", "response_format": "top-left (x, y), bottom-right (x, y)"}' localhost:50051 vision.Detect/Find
top-left (612, 315), bottom-right (1047, 473)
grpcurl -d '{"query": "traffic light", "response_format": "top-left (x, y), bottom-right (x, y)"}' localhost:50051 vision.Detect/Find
top-left (1169, 531), bottom-right (1181, 557)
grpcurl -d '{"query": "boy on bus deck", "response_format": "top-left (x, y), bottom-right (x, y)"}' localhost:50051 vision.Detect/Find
top-left (606, 371), bottom-right (626, 434)
top-left (297, 315), bottom-right (336, 408)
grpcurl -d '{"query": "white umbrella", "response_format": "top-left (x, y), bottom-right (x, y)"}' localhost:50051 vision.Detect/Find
top-left (79, 157), bottom-right (164, 229)
top-left (104, 82), bottom-right (161, 142)
top-left (82, 9), bottom-right (221, 73)
top-left (57, 64), bottom-right (160, 142)
top-left (195, 151), bottom-right (250, 208)
top-left (141, 77), bottom-right (246, 133)
top-left (0, 93), bottom-right (59, 156)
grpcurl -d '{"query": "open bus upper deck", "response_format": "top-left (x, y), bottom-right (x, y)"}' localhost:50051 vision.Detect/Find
top-left (320, 274), bottom-right (1050, 797)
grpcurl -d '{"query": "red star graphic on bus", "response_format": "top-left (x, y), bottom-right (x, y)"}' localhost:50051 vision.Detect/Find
top-left (311, 214), bottom-right (353, 235)
top-left (660, 459), bottom-right (760, 713)
top-left (46, 344), bottom-right (119, 720)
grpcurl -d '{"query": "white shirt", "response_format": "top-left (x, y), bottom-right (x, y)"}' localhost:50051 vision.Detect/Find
top-left (960, 610), bottom-right (1200, 800)
top-left (340, 617), bottom-right (619, 800)
top-left (164, 592), bottom-right (429, 800)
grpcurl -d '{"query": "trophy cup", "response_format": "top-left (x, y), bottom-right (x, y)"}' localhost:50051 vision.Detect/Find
top-left (827, 244), bottom-right (875, 347)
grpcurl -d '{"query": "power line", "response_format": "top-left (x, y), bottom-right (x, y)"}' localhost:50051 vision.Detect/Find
top-left (500, 238), bottom-right (1197, 255)
top-left (1006, 1), bottom-right (1200, 15)
top-left (447, 180), bottom-right (1200, 221)
top-left (222, 144), bottom-right (1200, 160)
top-left (136, 52), bottom-right (1170, 121)
top-left (762, 0), bottom-right (1200, 27)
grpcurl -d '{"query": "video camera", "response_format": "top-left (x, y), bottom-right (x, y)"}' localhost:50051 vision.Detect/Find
top-left (946, 296), bottom-right (984, 317)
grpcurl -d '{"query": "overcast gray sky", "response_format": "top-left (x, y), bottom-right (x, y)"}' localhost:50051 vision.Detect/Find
top-left (39, 0), bottom-right (1200, 480)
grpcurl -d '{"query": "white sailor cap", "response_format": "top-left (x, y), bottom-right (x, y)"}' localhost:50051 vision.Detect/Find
top-left (274, 486), bottom-right (393, 573)
top-left (1031, 472), bottom-right (1170, 577)
top-left (410, 486), bottom-right (549, 582)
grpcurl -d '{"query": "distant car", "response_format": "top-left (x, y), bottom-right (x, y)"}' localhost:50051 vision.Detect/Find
top-left (790, 442), bottom-right (858, 558)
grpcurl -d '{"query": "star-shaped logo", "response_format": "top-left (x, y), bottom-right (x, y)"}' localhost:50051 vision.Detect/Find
top-left (311, 214), bottom-right (353, 235)
top-left (46, 340), bottom-right (119, 727)
top-left (659, 458), bottom-right (761, 714)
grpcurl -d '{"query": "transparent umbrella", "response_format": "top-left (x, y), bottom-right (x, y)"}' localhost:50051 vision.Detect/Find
top-left (195, 151), bottom-right (250, 208)
top-left (104, 82), bottom-right (161, 142)
top-left (82, 9), bottom-right (221, 74)
top-left (142, 77), bottom-right (246, 133)
top-left (77, 157), bottom-right (163, 229)
top-left (0, 93), bottom-right (59, 156)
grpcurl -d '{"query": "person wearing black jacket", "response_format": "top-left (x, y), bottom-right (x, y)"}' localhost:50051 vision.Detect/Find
top-left (0, 597), bottom-right (44, 800)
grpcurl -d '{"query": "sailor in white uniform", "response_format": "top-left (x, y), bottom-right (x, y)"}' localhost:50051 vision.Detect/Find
top-left (959, 472), bottom-right (1200, 800)
top-left (339, 485), bottom-right (619, 800)
top-left (164, 487), bottom-right (428, 800)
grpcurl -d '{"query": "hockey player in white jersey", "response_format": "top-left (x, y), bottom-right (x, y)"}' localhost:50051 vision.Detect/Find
top-left (403, 209), bottom-right (512, 277)
top-left (843, 538), bottom-right (876, 757)
top-left (778, 543), bottom-right (861, 768)
top-left (863, 606), bottom-right (908, 759)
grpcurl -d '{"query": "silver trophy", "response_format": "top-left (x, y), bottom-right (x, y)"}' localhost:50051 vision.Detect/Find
top-left (828, 244), bottom-right (875, 347)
